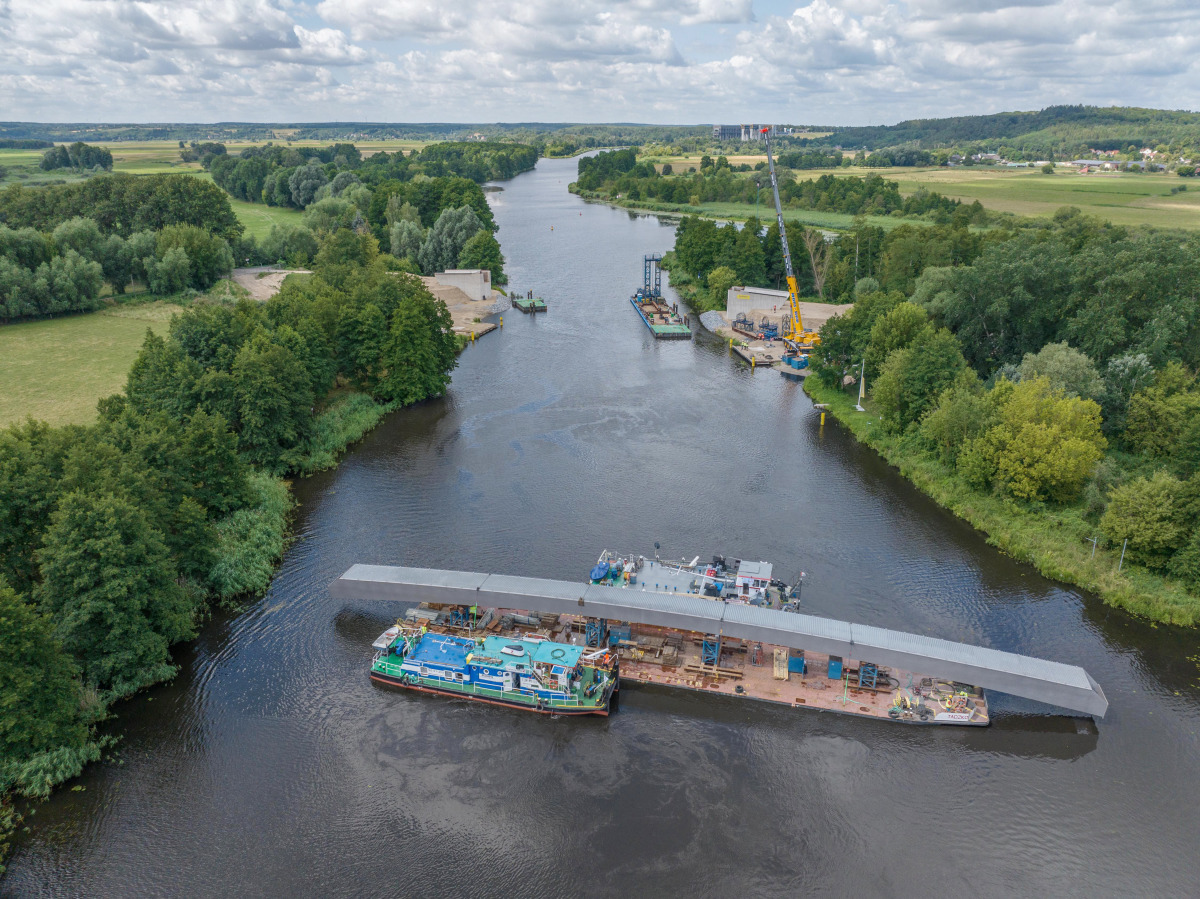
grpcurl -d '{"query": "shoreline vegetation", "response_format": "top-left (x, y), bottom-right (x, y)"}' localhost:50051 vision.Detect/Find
top-left (803, 378), bottom-right (1199, 625)
top-left (619, 143), bottom-right (1200, 629)
top-left (1, 138), bottom-right (521, 873)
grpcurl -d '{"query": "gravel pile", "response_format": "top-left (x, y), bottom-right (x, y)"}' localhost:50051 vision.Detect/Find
top-left (699, 310), bottom-right (726, 333)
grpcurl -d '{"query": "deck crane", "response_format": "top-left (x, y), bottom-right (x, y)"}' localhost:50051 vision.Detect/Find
top-left (761, 127), bottom-right (819, 351)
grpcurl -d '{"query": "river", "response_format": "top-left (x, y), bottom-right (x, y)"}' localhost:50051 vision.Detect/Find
top-left (6, 156), bottom-right (1200, 898)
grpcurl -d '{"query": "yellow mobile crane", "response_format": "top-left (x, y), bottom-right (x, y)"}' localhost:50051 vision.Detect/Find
top-left (761, 127), bottom-right (819, 351)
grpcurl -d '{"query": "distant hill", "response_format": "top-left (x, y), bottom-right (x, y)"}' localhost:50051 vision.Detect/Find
top-left (812, 105), bottom-right (1200, 154)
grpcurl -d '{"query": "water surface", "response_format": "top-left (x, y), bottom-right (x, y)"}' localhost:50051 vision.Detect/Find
top-left (7, 157), bottom-right (1200, 898)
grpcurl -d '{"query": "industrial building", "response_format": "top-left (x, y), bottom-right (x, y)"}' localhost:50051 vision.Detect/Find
top-left (712, 124), bottom-right (781, 142)
top-left (726, 284), bottom-right (791, 320)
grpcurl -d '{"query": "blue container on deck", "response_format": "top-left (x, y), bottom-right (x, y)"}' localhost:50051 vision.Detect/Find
top-left (787, 655), bottom-right (806, 674)
top-left (827, 656), bottom-right (843, 679)
top-left (608, 625), bottom-right (632, 643)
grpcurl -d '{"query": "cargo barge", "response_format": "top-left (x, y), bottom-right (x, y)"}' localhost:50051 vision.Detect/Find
top-left (368, 551), bottom-right (988, 725)
top-left (630, 288), bottom-right (692, 339)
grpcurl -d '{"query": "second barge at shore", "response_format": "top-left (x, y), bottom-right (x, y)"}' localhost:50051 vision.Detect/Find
top-left (631, 289), bottom-right (692, 339)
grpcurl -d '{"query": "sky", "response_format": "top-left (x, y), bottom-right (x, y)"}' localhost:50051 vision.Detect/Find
top-left (2, 0), bottom-right (1198, 125)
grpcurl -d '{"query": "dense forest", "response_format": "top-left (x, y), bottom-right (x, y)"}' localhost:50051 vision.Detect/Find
top-left (205, 140), bottom-right (521, 282)
top-left (574, 149), bottom-right (968, 223)
top-left (802, 210), bottom-right (1200, 621)
top-left (814, 105), bottom-right (1200, 159)
top-left (0, 139), bottom-right (518, 323)
top-left (0, 212), bottom-right (462, 866)
top-left (664, 211), bottom-right (988, 311)
top-left (0, 175), bottom-right (245, 322)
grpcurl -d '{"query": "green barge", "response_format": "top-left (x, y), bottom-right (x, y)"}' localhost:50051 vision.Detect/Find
top-left (371, 627), bottom-right (619, 715)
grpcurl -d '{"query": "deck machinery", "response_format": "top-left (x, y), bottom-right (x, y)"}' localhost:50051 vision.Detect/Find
top-left (761, 128), bottom-right (820, 352)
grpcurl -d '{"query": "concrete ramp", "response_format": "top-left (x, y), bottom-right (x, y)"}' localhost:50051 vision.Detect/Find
top-left (332, 564), bottom-right (1108, 718)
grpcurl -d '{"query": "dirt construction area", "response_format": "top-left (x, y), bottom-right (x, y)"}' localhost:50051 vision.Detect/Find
top-left (706, 300), bottom-right (852, 371)
top-left (230, 269), bottom-right (502, 339)
top-left (232, 267), bottom-right (311, 301)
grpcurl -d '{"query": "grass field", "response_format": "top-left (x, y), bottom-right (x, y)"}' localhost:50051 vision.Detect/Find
top-left (595, 157), bottom-right (1200, 230)
top-left (0, 302), bottom-right (175, 426)
top-left (226, 196), bottom-right (306, 240)
top-left (0, 138), bottom-right (429, 187)
top-left (870, 166), bottom-right (1200, 229)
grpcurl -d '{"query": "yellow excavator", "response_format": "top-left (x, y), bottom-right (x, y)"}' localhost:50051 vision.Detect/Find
top-left (761, 128), bottom-right (820, 352)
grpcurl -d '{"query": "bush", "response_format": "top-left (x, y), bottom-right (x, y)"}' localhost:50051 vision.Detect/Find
top-left (1100, 470), bottom-right (1186, 568)
top-left (208, 473), bottom-right (292, 601)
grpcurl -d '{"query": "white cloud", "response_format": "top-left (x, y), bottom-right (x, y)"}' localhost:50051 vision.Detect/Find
top-left (1, 0), bottom-right (1199, 123)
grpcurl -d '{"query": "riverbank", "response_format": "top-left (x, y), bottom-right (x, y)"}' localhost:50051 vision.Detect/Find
top-left (804, 377), bottom-right (1200, 626)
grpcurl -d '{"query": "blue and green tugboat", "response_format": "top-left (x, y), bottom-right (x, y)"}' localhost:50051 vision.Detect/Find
top-left (370, 627), bottom-right (619, 715)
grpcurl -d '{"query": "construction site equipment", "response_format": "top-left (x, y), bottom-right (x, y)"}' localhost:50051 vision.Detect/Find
top-left (586, 618), bottom-right (609, 647)
top-left (761, 127), bottom-right (820, 351)
top-left (644, 254), bottom-right (663, 298)
top-left (702, 635), bottom-right (722, 666)
top-left (828, 655), bottom-right (843, 679)
top-left (859, 662), bottom-right (878, 689)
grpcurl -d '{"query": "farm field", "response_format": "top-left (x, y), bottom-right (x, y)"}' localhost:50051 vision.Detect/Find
top-left (595, 158), bottom-right (1200, 230)
top-left (873, 166), bottom-right (1200, 229)
top-left (0, 302), bottom-right (175, 426)
top-left (0, 138), bottom-right (428, 186)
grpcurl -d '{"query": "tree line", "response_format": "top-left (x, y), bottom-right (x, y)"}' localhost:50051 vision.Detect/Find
top-left (0, 223), bottom-right (462, 857)
top-left (808, 209), bottom-right (1200, 610)
top-left (0, 173), bottom-right (244, 323)
top-left (208, 141), bottom-right (536, 210)
top-left (664, 210), bottom-right (990, 312)
top-left (573, 149), bottom-right (965, 221)
top-left (39, 142), bottom-right (113, 173)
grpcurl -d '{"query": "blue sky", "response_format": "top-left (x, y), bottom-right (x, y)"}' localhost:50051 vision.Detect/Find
top-left (2, 1), bottom-right (1197, 124)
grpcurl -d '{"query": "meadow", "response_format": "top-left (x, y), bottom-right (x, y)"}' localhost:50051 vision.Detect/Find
top-left (0, 138), bottom-right (427, 184)
top-left (0, 301), bottom-right (175, 426)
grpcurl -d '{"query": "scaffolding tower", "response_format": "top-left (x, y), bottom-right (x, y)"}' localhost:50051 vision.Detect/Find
top-left (643, 254), bottom-right (662, 298)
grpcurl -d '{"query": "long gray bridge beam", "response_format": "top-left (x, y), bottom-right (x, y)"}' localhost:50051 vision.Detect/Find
top-left (332, 564), bottom-right (1108, 718)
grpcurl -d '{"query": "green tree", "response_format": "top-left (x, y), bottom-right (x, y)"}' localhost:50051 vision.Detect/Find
top-left (706, 265), bottom-right (738, 312)
top-left (390, 220), bottom-right (425, 263)
top-left (375, 278), bottom-right (458, 404)
top-left (864, 301), bottom-right (930, 376)
top-left (34, 491), bottom-right (194, 696)
top-left (1100, 470), bottom-right (1186, 570)
top-left (302, 197), bottom-right (357, 234)
top-left (156, 224), bottom-right (233, 290)
top-left (418, 205), bottom-right (483, 274)
top-left (871, 327), bottom-right (967, 432)
top-left (1016, 341), bottom-right (1104, 400)
top-left (288, 162), bottom-right (329, 208)
top-left (0, 578), bottom-right (91, 796)
top-left (51, 217), bottom-right (105, 263)
top-left (458, 230), bottom-right (506, 285)
top-left (148, 246), bottom-right (191, 294)
top-left (959, 377), bottom-right (1106, 502)
top-left (230, 331), bottom-right (314, 469)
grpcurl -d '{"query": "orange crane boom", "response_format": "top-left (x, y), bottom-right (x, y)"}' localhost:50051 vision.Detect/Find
top-left (761, 128), bottom-right (818, 351)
